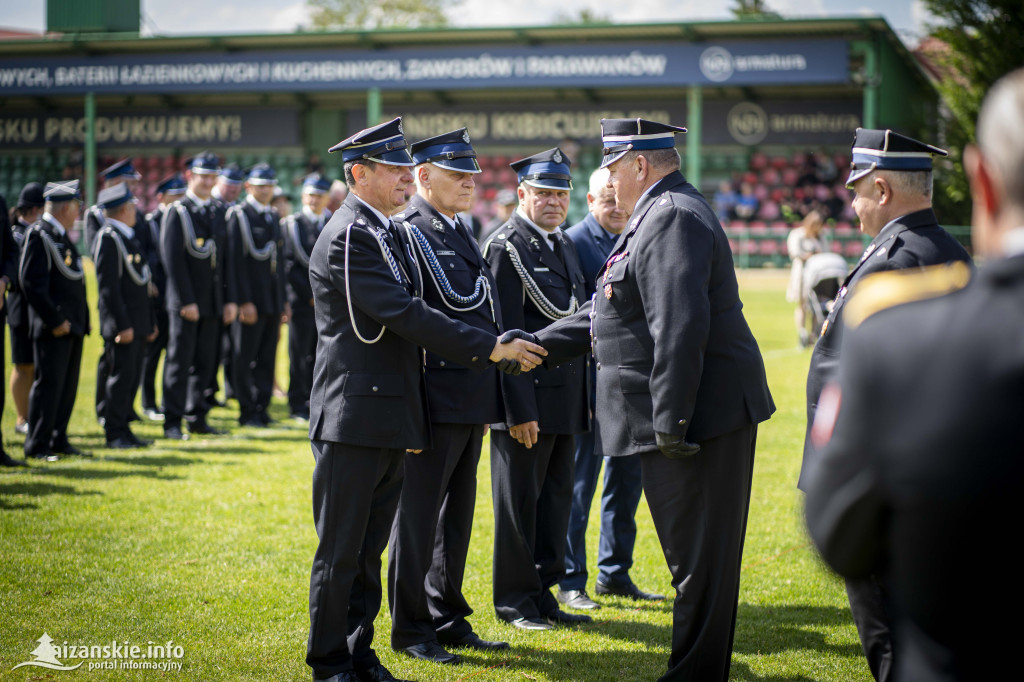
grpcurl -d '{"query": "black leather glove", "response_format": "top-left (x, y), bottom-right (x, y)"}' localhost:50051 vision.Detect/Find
top-left (500, 329), bottom-right (539, 345)
top-left (656, 432), bottom-right (700, 459)
top-left (496, 358), bottom-right (522, 376)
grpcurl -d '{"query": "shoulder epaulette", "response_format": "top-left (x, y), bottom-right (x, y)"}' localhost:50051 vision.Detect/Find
top-left (844, 261), bottom-right (971, 329)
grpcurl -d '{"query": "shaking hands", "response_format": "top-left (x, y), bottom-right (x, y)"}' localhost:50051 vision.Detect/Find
top-left (490, 330), bottom-right (546, 375)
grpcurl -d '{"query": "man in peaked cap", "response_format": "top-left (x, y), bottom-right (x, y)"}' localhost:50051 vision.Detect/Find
top-left (527, 118), bottom-right (775, 680)
top-left (798, 129), bottom-right (971, 681)
top-left (93, 183), bottom-right (157, 449)
top-left (213, 164), bottom-right (245, 207)
top-left (305, 117), bottom-right (543, 682)
top-left (6, 182), bottom-right (46, 441)
top-left (160, 152), bottom-right (237, 440)
top-left (283, 173), bottom-right (331, 422)
top-left (227, 163), bottom-right (288, 427)
top-left (139, 174), bottom-right (186, 421)
top-left (482, 148), bottom-right (591, 632)
top-left (805, 69), bottom-right (1024, 682)
top-left (20, 180), bottom-right (91, 461)
top-left (385, 129), bottom-right (509, 665)
top-left (209, 163), bottom-right (246, 408)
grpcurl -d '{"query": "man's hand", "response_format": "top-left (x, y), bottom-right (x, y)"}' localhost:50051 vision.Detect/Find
top-left (148, 282), bottom-right (158, 298)
top-left (115, 328), bottom-right (135, 344)
top-left (52, 320), bottom-right (72, 337)
top-left (656, 432), bottom-right (700, 459)
top-left (510, 421), bottom-right (539, 449)
top-left (239, 302), bottom-right (258, 325)
top-left (223, 302), bottom-right (238, 325)
top-left (180, 304), bottom-right (200, 322)
top-left (281, 302), bottom-right (291, 325)
top-left (491, 330), bottom-right (546, 374)
top-left (147, 325), bottom-right (159, 343)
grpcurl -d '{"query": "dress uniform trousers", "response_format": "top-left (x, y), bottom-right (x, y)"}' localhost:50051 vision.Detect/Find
top-left (308, 441), bottom-right (404, 676)
top-left (287, 308), bottom-right (316, 417)
top-left (103, 337), bottom-right (146, 440)
top-left (140, 308), bottom-right (169, 411)
top-left (491, 430), bottom-right (576, 622)
top-left (388, 423), bottom-right (485, 647)
top-left (163, 313), bottom-right (220, 428)
top-left (26, 334), bottom-right (83, 455)
top-left (232, 314), bottom-right (278, 422)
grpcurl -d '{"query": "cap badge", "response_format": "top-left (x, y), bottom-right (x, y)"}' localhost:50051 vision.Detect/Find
top-left (397, 121), bottom-right (404, 134)
top-left (553, 150), bottom-right (563, 164)
top-left (462, 130), bottom-right (471, 144)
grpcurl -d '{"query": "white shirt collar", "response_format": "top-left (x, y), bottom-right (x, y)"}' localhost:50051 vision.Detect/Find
top-left (352, 193), bottom-right (392, 229)
top-left (247, 194), bottom-right (272, 213)
top-left (186, 189), bottom-right (210, 208)
top-left (302, 206), bottom-right (327, 223)
top-left (1002, 227), bottom-right (1024, 257)
top-left (516, 207), bottom-right (560, 250)
top-left (42, 213), bottom-right (66, 237)
top-left (108, 217), bottom-right (135, 239)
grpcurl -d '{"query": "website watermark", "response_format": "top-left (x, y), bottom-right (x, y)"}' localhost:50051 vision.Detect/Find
top-left (11, 633), bottom-right (184, 673)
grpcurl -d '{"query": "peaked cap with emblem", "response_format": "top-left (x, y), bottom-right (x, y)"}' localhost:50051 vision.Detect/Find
top-left (847, 128), bottom-right (948, 186)
top-left (410, 128), bottom-right (481, 174)
top-left (600, 118), bottom-right (687, 169)
top-left (219, 163), bottom-right (245, 185)
top-left (246, 162), bottom-right (278, 186)
top-left (97, 183), bottom-right (134, 210)
top-left (328, 116), bottom-right (414, 166)
top-left (17, 182), bottom-right (45, 209)
top-left (43, 179), bottom-right (81, 202)
top-left (510, 148), bottom-right (573, 190)
top-left (100, 157), bottom-right (141, 181)
top-left (156, 173), bottom-right (187, 196)
top-left (186, 151), bottom-right (221, 176)
top-left (302, 173), bottom-right (332, 195)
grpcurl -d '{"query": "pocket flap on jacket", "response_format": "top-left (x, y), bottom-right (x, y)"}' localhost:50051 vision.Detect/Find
top-left (343, 373), bottom-right (403, 396)
top-left (618, 366), bottom-right (652, 394)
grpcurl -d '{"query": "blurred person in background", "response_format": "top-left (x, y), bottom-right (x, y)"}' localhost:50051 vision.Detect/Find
top-left (786, 210), bottom-right (827, 347)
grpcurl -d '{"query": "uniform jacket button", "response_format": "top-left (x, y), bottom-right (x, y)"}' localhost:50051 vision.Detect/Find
top-left (596, 362), bottom-right (601, 369)
top-left (534, 379), bottom-right (539, 385)
top-left (439, 361), bottom-right (446, 367)
top-left (372, 386), bottom-right (379, 392)
top-left (471, 355), bottom-right (479, 362)
top-left (678, 419), bottom-right (686, 425)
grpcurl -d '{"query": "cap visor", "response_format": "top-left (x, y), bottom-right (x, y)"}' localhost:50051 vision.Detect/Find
top-left (525, 178), bottom-right (572, 191)
top-left (374, 149), bottom-right (416, 167)
top-left (845, 167), bottom-right (874, 187)
top-left (432, 157), bottom-right (482, 174)
top-left (600, 149), bottom-right (630, 169)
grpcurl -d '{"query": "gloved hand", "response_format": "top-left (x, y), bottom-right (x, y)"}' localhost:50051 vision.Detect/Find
top-left (656, 432), bottom-right (700, 459)
top-left (500, 329), bottom-right (539, 345)
top-left (496, 358), bottom-right (522, 375)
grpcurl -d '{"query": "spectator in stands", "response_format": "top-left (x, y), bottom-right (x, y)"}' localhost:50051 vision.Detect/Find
top-left (713, 180), bottom-right (738, 221)
top-left (734, 182), bottom-right (759, 220)
top-left (786, 210), bottom-right (827, 347)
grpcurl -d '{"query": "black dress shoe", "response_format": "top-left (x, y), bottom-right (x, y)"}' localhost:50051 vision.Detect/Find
top-left (188, 422), bottom-right (227, 435)
top-left (164, 426), bottom-right (189, 441)
top-left (399, 641), bottom-right (461, 665)
top-left (258, 411), bottom-right (276, 425)
top-left (312, 673), bottom-right (360, 682)
top-left (53, 444), bottom-right (90, 457)
top-left (106, 436), bottom-right (140, 449)
top-left (128, 433), bottom-right (153, 447)
top-left (354, 663), bottom-right (413, 682)
top-left (507, 617), bottom-right (551, 631)
top-left (239, 417), bottom-right (266, 428)
top-left (545, 609), bottom-right (592, 626)
top-left (595, 580), bottom-right (666, 601)
top-left (556, 589), bottom-right (601, 610)
top-left (1, 451), bottom-right (29, 468)
top-left (439, 631), bottom-right (509, 650)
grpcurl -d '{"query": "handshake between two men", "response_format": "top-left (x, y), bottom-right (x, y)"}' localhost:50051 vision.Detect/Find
top-left (486, 330), bottom-right (700, 459)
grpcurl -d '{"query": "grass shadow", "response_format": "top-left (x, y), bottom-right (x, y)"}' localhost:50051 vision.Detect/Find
top-left (0, 480), bottom-right (101, 509)
top-left (733, 603), bottom-right (863, 658)
top-left (478, 642), bottom-right (668, 682)
top-left (27, 466), bottom-right (185, 482)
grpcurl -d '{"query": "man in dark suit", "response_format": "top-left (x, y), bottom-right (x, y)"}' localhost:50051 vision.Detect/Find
top-left (556, 167), bottom-right (663, 612)
top-left (799, 129), bottom-right (972, 682)
top-left (305, 117), bottom-right (544, 682)
top-left (805, 68), bottom-right (1024, 682)
top-left (20, 181), bottom-right (92, 461)
top-left (283, 173), bottom-right (331, 421)
top-left (386, 129), bottom-right (509, 666)
top-left (0, 190), bottom-right (24, 467)
top-left (483, 148), bottom-right (592, 631)
top-left (93, 184), bottom-right (156, 448)
top-left (226, 163), bottom-right (288, 427)
top-left (160, 152), bottom-right (237, 440)
top-left (139, 174), bottom-right (185, 421)
top-left (531, 119), bottom-right (775, 681)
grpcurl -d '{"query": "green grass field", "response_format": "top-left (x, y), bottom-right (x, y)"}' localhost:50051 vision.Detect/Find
top-left (0, 268), bottom-right (871, 681)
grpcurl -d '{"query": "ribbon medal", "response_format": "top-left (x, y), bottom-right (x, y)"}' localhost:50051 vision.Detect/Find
top-left (64, 252), bottom-right (72, 266)
top-left (602, 252), bottom-right (627, 300)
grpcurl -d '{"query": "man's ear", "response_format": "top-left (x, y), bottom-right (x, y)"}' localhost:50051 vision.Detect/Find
top-left (964, 144), bottom-right (999, 217)
top-left (874, 175), bottom-right (892, 206)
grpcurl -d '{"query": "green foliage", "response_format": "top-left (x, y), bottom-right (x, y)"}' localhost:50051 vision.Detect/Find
top-left (307, 0), bottom-right (456, 30)
top-left (924, 0), bottom-right (1024, 224)
top-left (1, 269), bottom-right (872, 680)
top-left (731, 0), bottom-right (782, 20)
top-left (552, 8), bottom-right (613, 25)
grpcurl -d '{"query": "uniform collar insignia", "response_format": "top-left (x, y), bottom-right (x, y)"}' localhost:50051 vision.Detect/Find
top-left (528, 235), bottom-right (540, 249)
top-left (431, 217), bottom-right (445, 232)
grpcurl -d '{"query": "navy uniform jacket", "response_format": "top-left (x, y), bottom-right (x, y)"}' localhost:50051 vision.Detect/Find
top-left (19, 216), bottom-right (90, 339)
top-left (535, 171), bottom-right (775, 456)
top-left (6, 218), bottom-right (31, 329)
top-left (283, 209), bottom-right (324, 313)
top-left (0, 207), bottom-right (20, 322)
top-left (144, 208), bottom-right (168, 310)
top-left (394, 193), bottom-right (503, 425)
top-left (798, 208), bottom-right (971, 490)
top-left (227, 200), bottom-right (286, 315)
top-left (483, 212), bottom-right (589, 434)
top-left (308, 192), bottom-right (496, 450)
top-left (805, 257), bottom-right (1022, 681)
top-left (161, 195), bottom-right (233, 316)
top-left (94, 223), bottom-right (153, 340)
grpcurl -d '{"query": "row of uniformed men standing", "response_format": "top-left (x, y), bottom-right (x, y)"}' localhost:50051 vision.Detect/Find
top-left (0, 155), bottom-right (334, 459)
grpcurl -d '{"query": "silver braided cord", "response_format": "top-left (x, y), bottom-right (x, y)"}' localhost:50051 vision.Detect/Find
top-left (20, 225), bottom-right (85, 282)
top-left (344, 222), bottom-right (403, 345)
top-left (286, 215), bottom-right (311, 269)
top-left (93, 226), bottom-right (152, 286)
top-left (230, 205), bottom-right (277, 274)
top-left (174, 203), bottom-right (217, 267)
top-left (401, 221), bottom-right (490, 312)
top-left (504, 240), bottom-right (578, 321)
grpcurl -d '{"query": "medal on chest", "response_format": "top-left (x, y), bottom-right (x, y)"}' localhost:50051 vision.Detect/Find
top-left (602, 252), bottom-right (627, 300)
top-left (64, 252), bottom-right (72, 266)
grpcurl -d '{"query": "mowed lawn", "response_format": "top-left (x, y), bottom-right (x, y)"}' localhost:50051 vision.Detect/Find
top-left (0, 267), bottom-right (870, 681)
